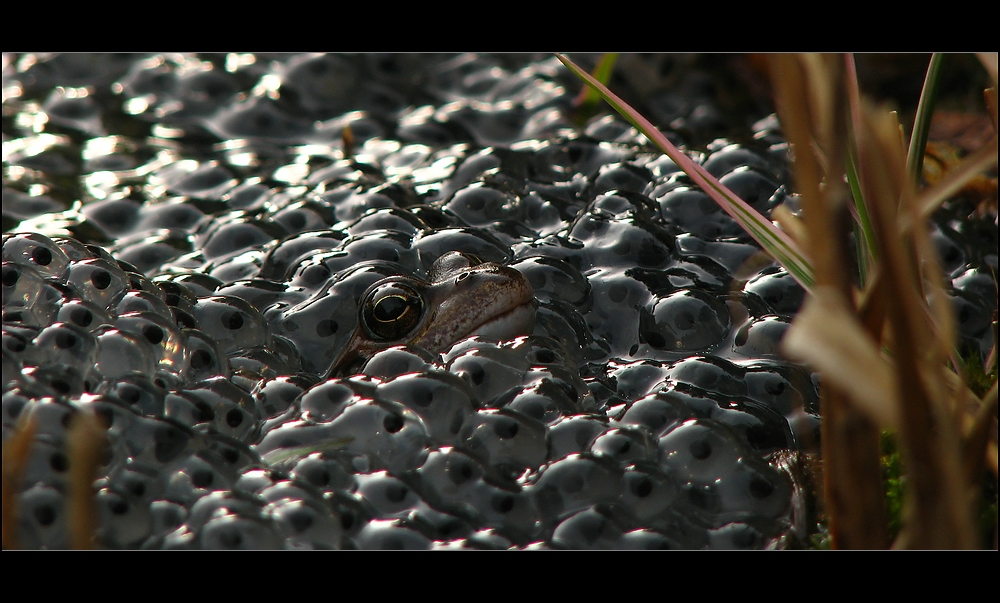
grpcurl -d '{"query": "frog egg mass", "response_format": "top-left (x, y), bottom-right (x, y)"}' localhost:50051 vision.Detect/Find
top-left (3, 53), bottom-right (995, 549)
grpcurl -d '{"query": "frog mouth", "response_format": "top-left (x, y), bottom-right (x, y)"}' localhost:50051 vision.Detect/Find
top-left (467, 301), bottom-right (536, 342)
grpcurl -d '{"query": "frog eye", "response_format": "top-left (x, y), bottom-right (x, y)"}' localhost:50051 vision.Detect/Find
top-left (362, 283), bottom-right (424, 341)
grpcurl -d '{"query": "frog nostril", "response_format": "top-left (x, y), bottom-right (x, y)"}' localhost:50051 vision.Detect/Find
top-left (456, 272), bottom-right (470, 283)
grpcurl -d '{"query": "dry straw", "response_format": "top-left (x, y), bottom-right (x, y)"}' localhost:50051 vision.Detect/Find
top-left (561, 52), bottom-right (999, 549)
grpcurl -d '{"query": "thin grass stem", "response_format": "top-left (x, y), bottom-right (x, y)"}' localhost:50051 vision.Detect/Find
top-left (556, 53), bottom-right (815, 290)
top-left (846, 135), bottom-right (877, 285)
top-left (906, 53), bottom-right (945, 189)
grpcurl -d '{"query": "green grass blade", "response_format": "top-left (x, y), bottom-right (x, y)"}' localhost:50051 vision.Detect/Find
top-left (556, 53), bottom-right (814, 290)
top-left (906, 53), bottom-right (945, 188)
top-left (575, 53), bottom-right (620, 109)
top-left (846, 133), bottom-right (878, 285)
top-left (843, 54), bottom-right (879, 286)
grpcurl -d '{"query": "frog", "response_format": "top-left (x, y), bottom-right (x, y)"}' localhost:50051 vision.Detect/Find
top-left (326, 251), bottom-right (535, 377)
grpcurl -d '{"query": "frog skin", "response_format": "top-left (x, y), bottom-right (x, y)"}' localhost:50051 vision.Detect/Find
top-left (326, 251), bottom-right (535, 377)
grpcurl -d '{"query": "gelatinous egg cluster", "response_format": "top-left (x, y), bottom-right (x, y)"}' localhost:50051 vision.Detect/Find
top-left (4, 53), bottom-right (996, 549)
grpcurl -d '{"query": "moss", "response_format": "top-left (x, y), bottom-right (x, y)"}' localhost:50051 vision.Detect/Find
top-left (880, 431), bottom-right (905, 542)
top-left (809, 522), bottom-right (832, 550)
top-left (960, 349), bottom-right (998, 400)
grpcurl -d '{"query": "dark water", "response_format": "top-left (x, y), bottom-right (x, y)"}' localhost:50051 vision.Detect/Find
top-left (3, 53), bottom-right (995, 549)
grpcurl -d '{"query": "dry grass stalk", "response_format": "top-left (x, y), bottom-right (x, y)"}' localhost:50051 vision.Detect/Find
top-left (858, 102), bottom-right (975, 548)
top-left (775, 52), bottom-right (994, 549)
top-left (65, 409), bottom-right (107, 550)
top-left (977, 54), bottom-right (998, 91)
top-left (985, 87), bottom-right (998, 133)
top-left (1, 410), bottom-right (37, 550)
top-left (912, 134), bottom-right (998, 223)
top-left (964, 382), bottom-right (997, 484)
top-left (769, 53), bottom-right (888, 549)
